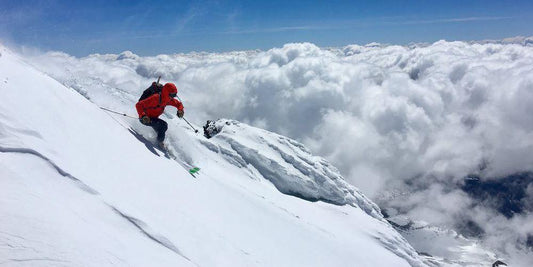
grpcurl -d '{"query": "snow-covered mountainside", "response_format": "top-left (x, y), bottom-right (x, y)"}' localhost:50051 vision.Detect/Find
top-left (384, 212), bottom-right (497, 266)
top-left (199, 119), bottom-right (382, 217)
top-left (0, 45), bottom-right (427, 266)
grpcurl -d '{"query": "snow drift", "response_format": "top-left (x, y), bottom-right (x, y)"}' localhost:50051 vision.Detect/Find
top-left (0, 45), bottom-right (427, 266)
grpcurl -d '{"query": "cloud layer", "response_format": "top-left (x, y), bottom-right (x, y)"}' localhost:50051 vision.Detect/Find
top-left (26, 40), bottom-right (533, 262)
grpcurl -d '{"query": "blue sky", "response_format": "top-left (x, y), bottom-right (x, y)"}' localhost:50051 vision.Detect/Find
top-left (1, 0), bottom-right (532, 56)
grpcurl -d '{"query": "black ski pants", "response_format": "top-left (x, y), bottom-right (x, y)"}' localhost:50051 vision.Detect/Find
top-left (141, 118), bottom-right (168, 142)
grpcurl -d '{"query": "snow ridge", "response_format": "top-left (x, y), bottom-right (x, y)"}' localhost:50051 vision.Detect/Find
top-left (203, 119), bottom-right (383, 220)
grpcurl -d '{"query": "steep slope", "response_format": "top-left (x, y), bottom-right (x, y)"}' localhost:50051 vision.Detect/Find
top-left (0, 45), bottom-right (425, 266)
top-left (199, 119), bottom-right (382, 216)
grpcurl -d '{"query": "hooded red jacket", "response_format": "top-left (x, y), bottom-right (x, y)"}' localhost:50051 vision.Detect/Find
top-left (135, 83), bottom-right (184, 118)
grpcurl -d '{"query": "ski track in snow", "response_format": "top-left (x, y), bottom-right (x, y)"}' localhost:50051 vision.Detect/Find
top-left (0, 145), bottom-right (99, 195)
top-left (0, 257), bottom-right (71, 265)
top-left (0, 145), bottom-right (196, 266)
top-left (108, 207), bottom-right (194, 264)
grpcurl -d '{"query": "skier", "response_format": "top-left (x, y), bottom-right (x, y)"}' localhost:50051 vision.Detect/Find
top-left (135, 82), bottom-right (184, 149)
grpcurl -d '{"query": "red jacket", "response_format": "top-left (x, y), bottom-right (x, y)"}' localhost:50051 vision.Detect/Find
top-left (135, 83), bottom-right (183, 118)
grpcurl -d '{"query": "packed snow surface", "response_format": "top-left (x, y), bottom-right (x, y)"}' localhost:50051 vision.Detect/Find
top-left (0, 45), bottom-right (426, 266)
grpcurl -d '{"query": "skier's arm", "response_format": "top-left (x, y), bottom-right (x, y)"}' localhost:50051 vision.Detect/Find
top-left (135, 102), bottom-right (145, 118)
top-left (169, 98), bottom-right (184, 111)
top-left (135, 97), bottom-right (154, 118)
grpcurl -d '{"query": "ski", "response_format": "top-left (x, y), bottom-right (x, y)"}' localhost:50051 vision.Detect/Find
top-left (189, 167), bottom-right (200, 177)
top-left (127, 128), bottom-right (200, 178)
top-left (156, 145), bottom-right (200, 178)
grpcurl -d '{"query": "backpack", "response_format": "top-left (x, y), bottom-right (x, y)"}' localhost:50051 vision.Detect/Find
top-left (138, 82), bottom-right (163, 102)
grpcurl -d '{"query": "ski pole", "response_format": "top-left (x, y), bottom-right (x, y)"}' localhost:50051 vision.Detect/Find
top-left (173, 94), bottom-right (199, 133)
top-left (100, 107), bottom-right (137, 119)
top-left (182, 117), bottom-right (199, 133)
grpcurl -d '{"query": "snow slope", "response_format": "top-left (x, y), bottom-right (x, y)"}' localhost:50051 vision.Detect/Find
top-left (385, 213), bottom-right (497, 266)
top-left (198, 119), bottom-right (382, 216)
top-left (0, 45), bottom-right (425, 266)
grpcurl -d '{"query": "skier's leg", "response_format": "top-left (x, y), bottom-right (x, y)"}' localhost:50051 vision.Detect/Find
top-left (151, 118), bottom-right (168, 142)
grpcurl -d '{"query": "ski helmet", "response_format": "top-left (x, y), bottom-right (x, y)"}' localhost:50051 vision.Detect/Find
top-left (163, 83), bottom-right (177, 97)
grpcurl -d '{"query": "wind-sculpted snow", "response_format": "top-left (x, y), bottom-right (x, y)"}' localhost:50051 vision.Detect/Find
top-left (202, 119), bottom-right (383, 220)
top-left (0, 145), bottom-right (99, 195)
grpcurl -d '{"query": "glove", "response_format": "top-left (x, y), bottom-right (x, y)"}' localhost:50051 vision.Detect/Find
top-left (141, 116), bottom-right (151, 124)
top-left (177, 109), bottom-right (184, 118)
